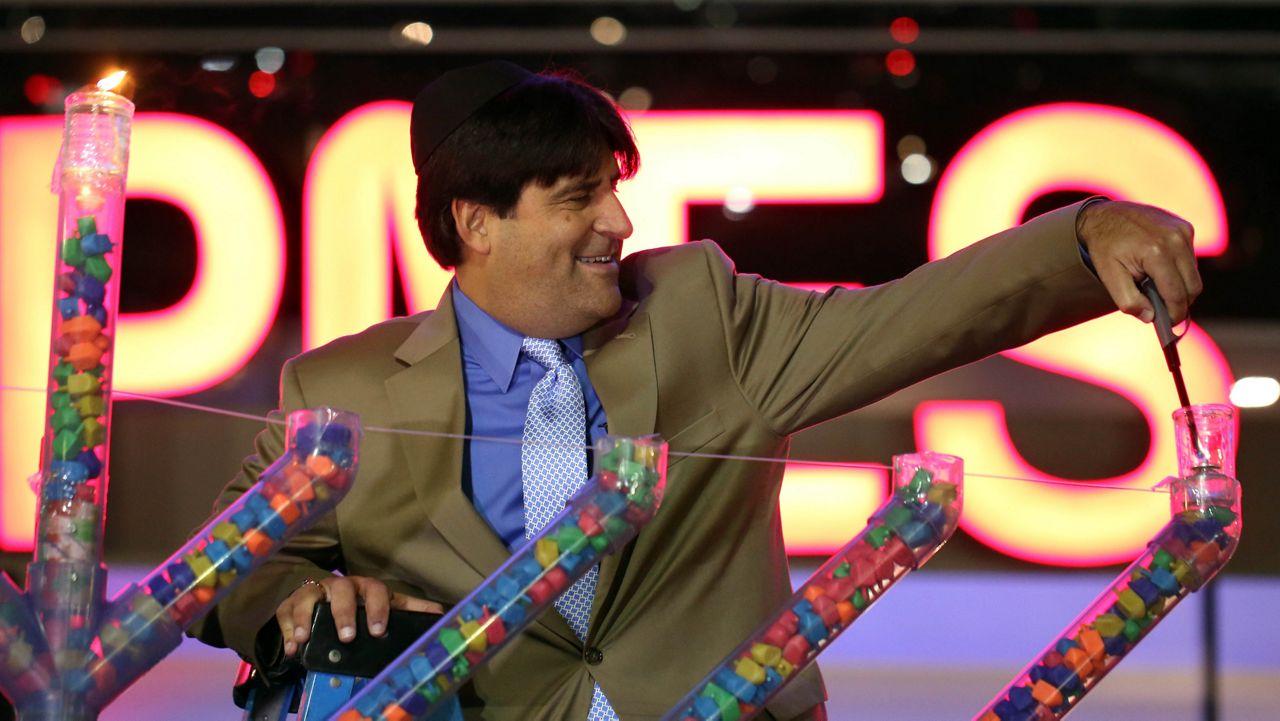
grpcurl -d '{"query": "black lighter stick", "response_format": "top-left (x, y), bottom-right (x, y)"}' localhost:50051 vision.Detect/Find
top-left (1140, 277), bottom-right (1203, 459)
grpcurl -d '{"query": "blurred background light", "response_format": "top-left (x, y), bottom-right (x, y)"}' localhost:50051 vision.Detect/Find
top-left (22, 74), bottom-right (60, 107)
top-left (890, 16), bottom-right (920, 44)
top-left (200, 57), bottom-right (236, 72)
top-left (724, 185), bottom-right (755, 219)
top-left (590, 17), bottom-right (626, 46)
top-left (248, 70), bottom-right (276, 97)
top-left (886, 49), bottom-right (916, 77)
top-left (400, 21), bottom-right (434, 46)
top-left (254, 47), bottom-right (285, 74)
top-left (20, 16), bottom-right (45, 45)
top-left (901, 152), bottom-right (935, 184)
top-left (1230, 376), bottom-right (1280, 408)
top-left (896, 134), bottom-right (926, 159)
top-left (618, 86), bottom-right (653, 111)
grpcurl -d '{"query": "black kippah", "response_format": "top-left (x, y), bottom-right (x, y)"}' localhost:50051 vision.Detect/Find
top-left (410, 60), bottom-right (533, 175)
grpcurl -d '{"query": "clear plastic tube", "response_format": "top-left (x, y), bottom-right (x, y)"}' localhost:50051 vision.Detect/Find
top-left (13, 78), bottom-right (133, 721)
top-left (974, 404), bottom-right (1241, 721)
top-left (35, 79), bottom-right (134, 565)
top-left (86, 408), bottom-right (361, 708)
top-left (7, 408), bottom-right (362, 718)
top-left (0, 575), bottom-right (57, 708)
top-left (333, 435), bottom-right (668, 721)
top-left (663, 452), bottom-right (964, 721)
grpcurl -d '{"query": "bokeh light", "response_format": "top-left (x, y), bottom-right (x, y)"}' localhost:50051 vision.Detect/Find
top-left (723, 185), bottom-right (755, 218)
top-left (896, 134), bottom-right (926, 159)
top-left (590, 17), bottom-right (627, 46)
top-left (890, 17), bottom-right (920, 44)
top-left (22, 74), bottom-right (61, 107)
top-left (254, 47), bottom-right (286, 74)
top-left (400, 21), bottom-right (434, 46)
top-left (200, 57), bottom-right (235, 72)
top-left (901, 153), bottom-right (935, 184)
top-left (248, 70), bottom-right (276, 98)
top-left (618, 86), bottom-right (653, 111)
top-left (886, 49), bottom-right (916, 77)
top-left (1230, 376), bottom-right (1280, 408)
top-left (20, 16), bottom-right (45, 44)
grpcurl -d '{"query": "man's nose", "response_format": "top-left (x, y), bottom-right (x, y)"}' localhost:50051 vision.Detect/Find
top-left (597, 191), bottom-right (633, 240)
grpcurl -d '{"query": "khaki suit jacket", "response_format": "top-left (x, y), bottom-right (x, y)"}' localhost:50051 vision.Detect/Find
top-left (190, 201), bottom-right (1113, 720)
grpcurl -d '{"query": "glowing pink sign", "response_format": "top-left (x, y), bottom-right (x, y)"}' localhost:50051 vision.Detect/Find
top-left (0, 104), bottom-right (1233, 565)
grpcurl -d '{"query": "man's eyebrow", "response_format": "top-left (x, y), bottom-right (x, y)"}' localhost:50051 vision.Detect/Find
top-left (549, 176), bottom-right (603, 201)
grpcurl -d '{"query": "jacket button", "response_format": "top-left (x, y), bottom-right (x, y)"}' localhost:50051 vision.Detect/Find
top-left (584, 647), bottom-right (604, 665)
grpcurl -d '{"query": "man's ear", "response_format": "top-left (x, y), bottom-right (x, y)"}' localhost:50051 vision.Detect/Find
top-left (452, 198), bottom-right (493, 256)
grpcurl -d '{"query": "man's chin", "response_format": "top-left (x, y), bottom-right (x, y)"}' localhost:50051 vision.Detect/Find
top-left (601, 289), bottom-right (623, 317)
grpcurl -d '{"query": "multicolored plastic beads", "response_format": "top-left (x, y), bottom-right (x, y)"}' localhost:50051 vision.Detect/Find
top-left (334, 435), bottom-right (668, 721)
top-left (666, 453), bottom-right (964, 721)
top-left (78, 408), bottom-right (361, 707)
top-left (976, 467), bottom-right (1241, 721)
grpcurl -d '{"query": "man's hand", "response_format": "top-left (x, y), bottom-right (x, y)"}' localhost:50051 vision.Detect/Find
top-left (275, 575), bottom-right (444, 657)
top-left (1076, 200), bottom-right (1203, 325)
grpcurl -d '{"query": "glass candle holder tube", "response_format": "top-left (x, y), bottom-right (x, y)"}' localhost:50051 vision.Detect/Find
top-left (333, 435), bottom-right (668, 721)
top-left (974, 404), bottom-right (1241, 721)
top-left (663, 452), bottom-right (964, 721)
top-left (17, 79), bottom-right (134, 721)
top-left (35, 81), bottom-right (134, 566)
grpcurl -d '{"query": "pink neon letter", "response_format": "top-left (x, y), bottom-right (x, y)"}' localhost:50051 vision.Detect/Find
top-left (303, 101), bottom-right (452, 350)
top-left (0, 114), bottom-right (284, 549)
top-left (920, 103), bottom-right (1232, 566)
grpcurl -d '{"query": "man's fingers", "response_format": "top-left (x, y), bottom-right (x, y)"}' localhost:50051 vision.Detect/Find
top-left (289, 588), bottom-right (321, 649)
top-left (326, 578), bottom-right (359, 642)
top-left (353, 577), bottom-right (390, 638)
top-left (1077, 200), bottom-right (1202, 324)
top-left (390, 593), bottom-right (446, 615)
top-left (276, 575), bottom-right (445, 653)
top-left (1096, 261), bottom-right (1152, 322)
top-left (277, 583), bottom-right (324, 657)
top-left (1174, 250), bottom-right (1203, 308)
top-left (275, 602), bottom-right (298, 657)
top-left (1143, 257), bottom-right (1191, 325)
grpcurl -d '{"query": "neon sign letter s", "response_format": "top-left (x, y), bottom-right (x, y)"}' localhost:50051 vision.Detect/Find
top-left (920, 103), bottom-right (1233, 566)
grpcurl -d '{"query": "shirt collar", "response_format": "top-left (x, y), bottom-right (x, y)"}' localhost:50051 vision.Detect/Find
top-left (451, 281), bottom-right (584, 393)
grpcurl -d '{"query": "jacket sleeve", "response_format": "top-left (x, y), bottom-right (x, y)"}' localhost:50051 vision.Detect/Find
top-left (709, 201), bottom-right (1115, 435)
top-left (185, 359), bottom-right (344, 670)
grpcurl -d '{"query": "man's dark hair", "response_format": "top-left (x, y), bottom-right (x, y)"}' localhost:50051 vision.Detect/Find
top-left (415, 71), bottom-right (640, 269)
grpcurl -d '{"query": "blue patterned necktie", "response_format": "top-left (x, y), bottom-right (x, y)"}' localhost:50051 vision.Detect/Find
top-left (520, 338), bottom-right (618, 721)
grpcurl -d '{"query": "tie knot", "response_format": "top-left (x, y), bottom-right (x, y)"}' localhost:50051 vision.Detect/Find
top-left (521, 337), bottom-right (569, 370)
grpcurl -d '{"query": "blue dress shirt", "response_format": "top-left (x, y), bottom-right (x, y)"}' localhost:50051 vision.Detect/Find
top-left (451, 283), bottom-right (609, 551)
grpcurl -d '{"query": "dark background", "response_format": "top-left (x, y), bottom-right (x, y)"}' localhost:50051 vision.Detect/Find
top-left (1, 1), bottom-right (1276, 581)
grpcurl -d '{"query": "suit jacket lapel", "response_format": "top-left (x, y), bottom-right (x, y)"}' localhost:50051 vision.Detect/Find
top-left (384, 291), bottom-right (512, 587)
top-left (385, 290), bottom-right (581, 645)
top-left (582, 301), bottom-right (655, 438)
top-left (582, 304), bottom-right (658, 637)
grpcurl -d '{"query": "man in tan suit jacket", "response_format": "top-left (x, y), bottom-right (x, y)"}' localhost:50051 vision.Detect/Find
top-left (189, 63), bottom-right (1202, 720)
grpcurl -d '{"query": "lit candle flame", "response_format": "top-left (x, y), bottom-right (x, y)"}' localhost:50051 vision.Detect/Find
top-left (96, 70), bottom-right (127, 92)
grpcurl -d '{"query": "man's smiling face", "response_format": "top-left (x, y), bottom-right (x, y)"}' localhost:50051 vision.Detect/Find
top-left (468, 152), bottom-right (633, 338)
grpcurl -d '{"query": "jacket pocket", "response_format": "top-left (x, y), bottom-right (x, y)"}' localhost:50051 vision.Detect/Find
top-left (665, 407), bottom-right (725, 467)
